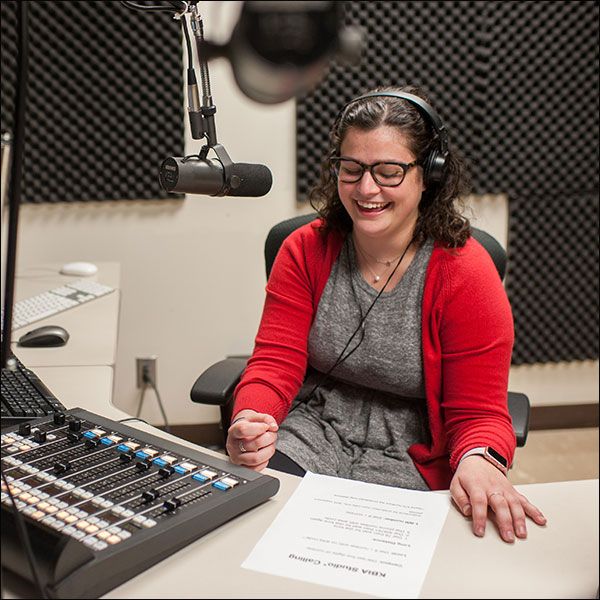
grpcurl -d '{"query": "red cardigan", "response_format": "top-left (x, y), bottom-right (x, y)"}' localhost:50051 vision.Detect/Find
top-left (233, 220), bottom-right (516, 489)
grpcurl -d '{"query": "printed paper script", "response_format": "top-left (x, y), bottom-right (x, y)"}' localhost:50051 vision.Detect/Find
top-left (243, 471), bottom-right (450, 598)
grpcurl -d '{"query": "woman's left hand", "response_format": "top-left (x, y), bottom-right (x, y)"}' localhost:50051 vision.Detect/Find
top-left (450, 455), bottom-right (547, 543)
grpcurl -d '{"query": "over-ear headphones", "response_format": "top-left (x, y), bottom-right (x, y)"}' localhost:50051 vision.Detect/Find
top-left (335, 91), bottom-right (449, 188)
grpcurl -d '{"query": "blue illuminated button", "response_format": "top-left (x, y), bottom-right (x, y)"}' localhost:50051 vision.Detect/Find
top-left (173, 461), bottom-right (197, 474)
top-left (101, 435), bottom-right (123, 446)
top-left (212, 477), bottom-right (239, 491)
top-left (117, 441), bottom-right (140, 453)
top-left (192, 468), bottom-right (217, 482)
top-left (154, 454), bottom-right (177, 467)
top-left (136, 447), bottom-right (158, 460)
top-left (83, 428), bottom-right (106, 439)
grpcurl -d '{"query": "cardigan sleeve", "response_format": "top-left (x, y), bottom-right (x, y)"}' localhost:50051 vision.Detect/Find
top-left (434, 238), bottom-right (517, 470)
top-left (232, 222), bottom-right (342, 424)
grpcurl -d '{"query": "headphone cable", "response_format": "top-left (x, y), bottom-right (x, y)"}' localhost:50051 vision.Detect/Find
top-left (291, 232), bottom-right (417, 412)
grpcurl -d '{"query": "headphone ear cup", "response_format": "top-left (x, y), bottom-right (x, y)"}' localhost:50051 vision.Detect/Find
top-left (423, 150), bottom-right (448, 187)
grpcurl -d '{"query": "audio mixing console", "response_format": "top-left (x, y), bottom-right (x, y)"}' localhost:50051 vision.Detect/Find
top-left (1, 407), bottom-right (280, 598)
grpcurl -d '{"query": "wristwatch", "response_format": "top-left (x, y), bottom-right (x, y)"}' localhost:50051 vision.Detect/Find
top-left (460, 446), bottom-right (509, 475)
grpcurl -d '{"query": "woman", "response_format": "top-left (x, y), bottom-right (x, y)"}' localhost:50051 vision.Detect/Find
top-left (226, 85), bottom-right (546, 543)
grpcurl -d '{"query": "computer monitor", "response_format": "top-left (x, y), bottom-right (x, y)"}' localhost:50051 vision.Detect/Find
top-left (1, 132), bottom-right (15, 369)
top-left (1, 131), bottom-right (13, 311)
top-left (0, 132), bottom-right (14, 368)
top-left (1, 1), bottom-right (28, 371)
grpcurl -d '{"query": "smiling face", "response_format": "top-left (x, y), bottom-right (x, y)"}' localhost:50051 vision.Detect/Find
top-left (337, 125), bottom-right (426, 244)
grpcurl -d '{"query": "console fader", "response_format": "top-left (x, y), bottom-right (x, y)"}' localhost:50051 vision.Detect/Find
top-left (1, 408), bottom-right (280, 598)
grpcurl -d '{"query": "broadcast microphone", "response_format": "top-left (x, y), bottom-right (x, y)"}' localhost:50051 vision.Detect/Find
top-left (159, 154), bottom-right (273, 197)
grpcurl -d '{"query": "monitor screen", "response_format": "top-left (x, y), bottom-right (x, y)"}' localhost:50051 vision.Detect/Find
top-left (1, 131), bottom-right (12, 326)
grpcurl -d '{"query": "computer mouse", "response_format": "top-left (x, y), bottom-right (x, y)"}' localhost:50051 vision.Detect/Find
top-left (17, 325), bottom-right (70, 348)
top-left (60, 261), bottom-right (98, 276)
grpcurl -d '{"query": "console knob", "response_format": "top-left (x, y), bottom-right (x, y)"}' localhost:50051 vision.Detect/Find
top-left (159, 466), bottom-right (174, 478)
top-left (33, 429), bottom-right (47, 443)
top-left (143, 489), bottom-right (159, 502)
top-left (164, 497), bottom-right (181, 512)
top-left (69, 419), bottom-right (81, 432)
top-left (18, 423), bottom-right (31, 436)
top-left (54, 461), bottom-right (70, 474)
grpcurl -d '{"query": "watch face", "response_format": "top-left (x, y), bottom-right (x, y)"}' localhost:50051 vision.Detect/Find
top-left (487, 446), bottom-right (508, 468)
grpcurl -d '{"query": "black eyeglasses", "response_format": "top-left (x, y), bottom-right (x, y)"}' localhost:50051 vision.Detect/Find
top-left (330, 157), bottom-right (418, 187)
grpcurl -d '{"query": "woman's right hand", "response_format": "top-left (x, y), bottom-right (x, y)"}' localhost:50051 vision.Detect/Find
top-left (226, 409), bottom-right (279, 471)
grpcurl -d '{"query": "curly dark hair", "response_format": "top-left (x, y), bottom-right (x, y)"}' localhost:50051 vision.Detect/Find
top-left (308, 85), bottom-right (472, 248)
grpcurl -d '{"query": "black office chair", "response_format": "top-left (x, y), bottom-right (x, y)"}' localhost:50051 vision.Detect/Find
top-left (191, 213), bottom-right (530, 448)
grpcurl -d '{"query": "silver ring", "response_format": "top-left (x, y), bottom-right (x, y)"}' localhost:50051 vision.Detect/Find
top-left (239, 441), bottom-right (246, 453)
top-left (489, 491), bottom-right (504, 499)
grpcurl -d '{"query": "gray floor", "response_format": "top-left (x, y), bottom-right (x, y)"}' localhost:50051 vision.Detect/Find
top-left (509, 427), bottom-right (599, 485)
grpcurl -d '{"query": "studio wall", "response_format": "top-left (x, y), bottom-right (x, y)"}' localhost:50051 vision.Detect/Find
top-left (296, 0), bottom-right (599, 366)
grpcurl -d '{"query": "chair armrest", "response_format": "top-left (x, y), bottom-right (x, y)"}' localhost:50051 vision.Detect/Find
top-left (190, 360), bottom-right (531, 447)
top-left (507, 391), bottom-right (530, 447)
top-left (190, 357), bottom-right (248, 406)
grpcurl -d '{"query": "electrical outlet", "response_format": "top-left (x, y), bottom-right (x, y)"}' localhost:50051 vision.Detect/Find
top-left (136, 356), bottom-right (157, 388)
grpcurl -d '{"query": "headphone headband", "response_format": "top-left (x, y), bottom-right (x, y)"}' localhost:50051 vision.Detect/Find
top-left (342, 91), bottom-right (448, 153)
top-left (335, 90), bottom-right (449, 187)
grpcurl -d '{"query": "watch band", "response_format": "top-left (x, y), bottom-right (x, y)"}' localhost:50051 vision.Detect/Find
top-left (460, 446), bottom-right (509, 475)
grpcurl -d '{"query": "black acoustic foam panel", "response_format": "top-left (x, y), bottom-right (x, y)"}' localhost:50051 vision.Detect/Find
top-left (1, 0), bottom-right (184, 203)
top-left (296, 0), bottom-right (489, 203)
top-left (507, 191), bottom-right (599, 365)
top-left (478, 0), bottom-right (599, 199)
top-left (484, 0), bottom-right (599, 365)
top-left (296, 1), bottom-right (599, 365)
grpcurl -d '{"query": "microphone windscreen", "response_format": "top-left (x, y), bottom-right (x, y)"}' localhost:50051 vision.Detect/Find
top-left (228, 163), bottom-right (273, 197)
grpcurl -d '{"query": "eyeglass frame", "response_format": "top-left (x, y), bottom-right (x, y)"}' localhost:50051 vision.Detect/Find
top-left (330, 157), bottom-right (419, 187)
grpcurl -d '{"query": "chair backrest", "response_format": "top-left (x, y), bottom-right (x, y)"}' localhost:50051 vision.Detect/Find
top-left (264, 213), bottom-right (318, 279)
top-left (471, 228), bottom-right (507, 281)
top-left (265, 213), bottom-right (507, 281)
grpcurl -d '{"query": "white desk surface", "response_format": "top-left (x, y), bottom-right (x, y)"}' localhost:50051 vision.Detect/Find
top-left (3, 264), bottom-right (599, 599)
top-left (100, 476), bottom-right (598, 600)
top-left (9, 364), bottom-right (599, 600)
top-left (9, 262), bottom-right (120, 369)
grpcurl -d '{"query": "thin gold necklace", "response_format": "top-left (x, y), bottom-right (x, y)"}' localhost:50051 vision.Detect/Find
top-left (354, 238), bottom-right (400, 283)
top-left (359, 242), bottom-right (405, 266)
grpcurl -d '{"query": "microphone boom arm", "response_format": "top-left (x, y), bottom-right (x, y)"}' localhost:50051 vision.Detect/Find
top-left (123, 1), bottom-right (274, 198)
top-left (187, 4), bottom-right (217, 147)
top-left (183, 4), bottom-right (238, 194)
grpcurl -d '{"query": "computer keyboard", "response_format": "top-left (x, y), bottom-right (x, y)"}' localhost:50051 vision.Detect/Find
top-left (1, 356), bottom-right (67, 429)
top-left (3, 279), bottom-right (115, 330)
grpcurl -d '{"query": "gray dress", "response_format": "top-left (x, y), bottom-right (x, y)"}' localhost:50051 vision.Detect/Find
top-left (276, 236), bottom-right (434, 490)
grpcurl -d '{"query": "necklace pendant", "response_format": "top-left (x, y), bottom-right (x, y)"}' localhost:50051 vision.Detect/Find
top-left (374, 275), bottom-right (380, 282)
